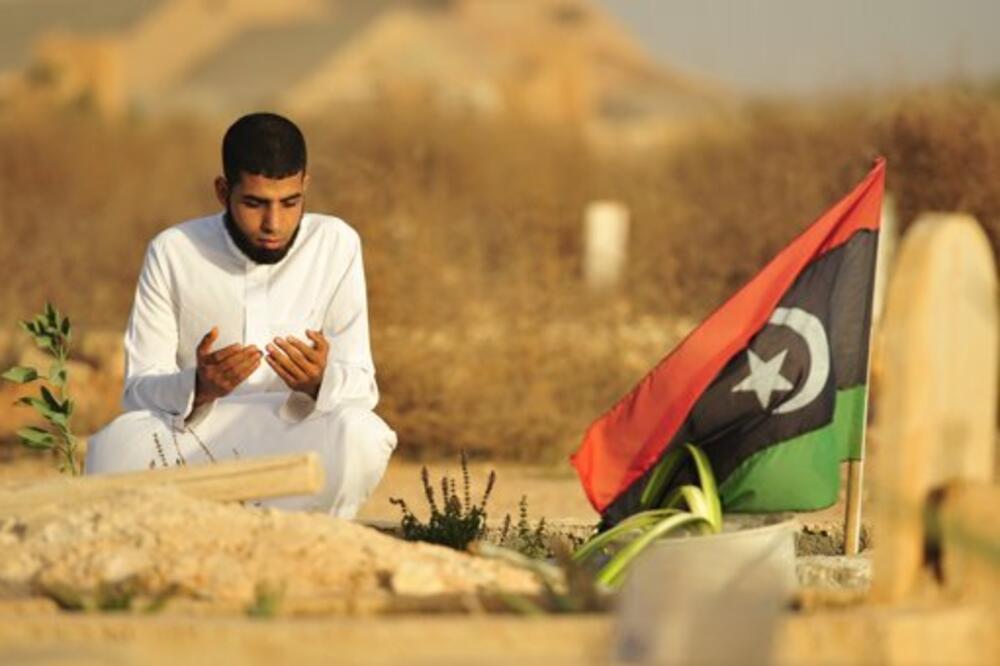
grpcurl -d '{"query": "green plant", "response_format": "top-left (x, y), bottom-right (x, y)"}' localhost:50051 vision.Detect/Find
top-left (39, 577), bottom-right (178, 614)
top-left (497, 495), bottom-right (550, 559)
top-left (246, 581), bottom-right (285, 618)
top-left (572, 443), bottom-right (722, 588)
top-left (389, 450), bottom-right (495, 551)
top-left (2, 303), bottom-right (80, 475)
top-left (473, 537), bottom-right (610, 615)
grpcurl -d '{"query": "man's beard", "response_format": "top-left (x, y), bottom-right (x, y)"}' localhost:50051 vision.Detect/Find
top-left (223, 208), bottom-right (302, 265)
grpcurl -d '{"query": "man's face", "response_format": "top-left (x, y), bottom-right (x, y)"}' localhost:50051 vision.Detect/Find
top-left (215, 171), bottom-right (309, 262)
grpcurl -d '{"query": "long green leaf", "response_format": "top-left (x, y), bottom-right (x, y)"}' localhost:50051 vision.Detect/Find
top-left (48, 362), bottom-right (67, 387)
top-left (17, 426), bottom-right (55, 450)
top-left (596, 513), bottom-right (709, 587)
top-left (34, 313), bottom-right (47, 330)
top-left (32, 334), bottom-right (54, 352)
top-left (2, 366), bottom-right (38, 384)
top-left (16, 395), bottom-right (47, 411)
top-left (48, 411), bottom-right (69, 428)
top-left (679, 486), bottom-right (718, 535)
top-left (686, 444), bottom-right (722, 528)
top-left (572, 508), bottom-right (681, 563)
top-left (639, 445), bottom-right (688, 509)
top-left (40, 386), bottom-right (63, 413)
top-left (16, 395), bottom-right (65, 426)
top-left (679, 485), bottom-right (707, 515)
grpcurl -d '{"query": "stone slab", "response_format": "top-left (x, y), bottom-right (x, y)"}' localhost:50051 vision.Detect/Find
top-left (871, 213), bottom-right (998, 603)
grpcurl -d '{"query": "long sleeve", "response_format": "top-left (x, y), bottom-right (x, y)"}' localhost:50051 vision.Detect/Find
top-left (279, 235), bottom-right (379, 422)
top-left (121, 239), bottom-right (200, 425)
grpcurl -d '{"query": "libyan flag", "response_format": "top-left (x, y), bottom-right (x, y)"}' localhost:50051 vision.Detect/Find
top-left (572, 158), bottom-right (886, 524)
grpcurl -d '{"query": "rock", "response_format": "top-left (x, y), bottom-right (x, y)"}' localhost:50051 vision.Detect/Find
top-left (390, 560), bottom-right (447, 596)
top-left (796, 555), bottom-right (871, 590)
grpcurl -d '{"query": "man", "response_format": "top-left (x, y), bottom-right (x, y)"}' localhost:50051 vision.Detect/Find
top-left (86, 112), bottom-right (397, 517)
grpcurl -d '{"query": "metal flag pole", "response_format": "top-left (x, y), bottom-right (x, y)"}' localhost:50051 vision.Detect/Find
top-left (844, 193), bottom-right (896, 555)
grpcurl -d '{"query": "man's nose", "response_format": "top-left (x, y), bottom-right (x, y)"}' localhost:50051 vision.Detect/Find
top-left (261, 204), bottom-right (278, 231)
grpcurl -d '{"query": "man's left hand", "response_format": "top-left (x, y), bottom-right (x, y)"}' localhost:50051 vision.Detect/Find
top-left (266, 329), bottom-right (329, 399)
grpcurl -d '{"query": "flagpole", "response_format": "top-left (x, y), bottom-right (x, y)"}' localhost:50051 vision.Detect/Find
top-left (844, 460), bottom-right (864, 554)
top-left (844, 193), bottom-right (894, 555)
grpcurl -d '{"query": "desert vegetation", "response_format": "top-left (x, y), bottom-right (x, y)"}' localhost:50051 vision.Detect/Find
top-left (2, 86), bottom-right (1000, 462)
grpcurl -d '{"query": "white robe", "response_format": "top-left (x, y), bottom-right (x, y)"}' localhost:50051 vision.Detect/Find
top-left (86, 212), bottom-right (397, 517)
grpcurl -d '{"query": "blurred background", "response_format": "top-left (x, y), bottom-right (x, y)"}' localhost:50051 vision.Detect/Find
top-left (1, 0), bottom-right (999, 464)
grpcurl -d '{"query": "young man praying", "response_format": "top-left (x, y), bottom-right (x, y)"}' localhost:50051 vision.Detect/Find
top-left (85, 112), bottom-right (397, 517)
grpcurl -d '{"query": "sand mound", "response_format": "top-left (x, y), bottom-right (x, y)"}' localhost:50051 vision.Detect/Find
top-left (0, 487), bottom-right (540, 614)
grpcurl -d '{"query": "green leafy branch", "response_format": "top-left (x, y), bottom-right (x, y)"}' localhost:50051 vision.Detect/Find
top-left (2, 302), bottom-right (80, 475)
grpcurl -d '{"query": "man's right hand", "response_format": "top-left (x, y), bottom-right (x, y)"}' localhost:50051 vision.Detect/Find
top-left (193, 327), bottom-right (262, 408)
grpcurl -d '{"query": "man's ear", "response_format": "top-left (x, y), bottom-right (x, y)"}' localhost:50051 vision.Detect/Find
top-left (302, 172), bottom-right (311, 193)
top-left (214, 176), bottom-right (229, 208)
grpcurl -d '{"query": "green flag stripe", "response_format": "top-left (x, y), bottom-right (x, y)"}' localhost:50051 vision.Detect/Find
top-left (838, 384), bottom-right (868, 460)
top-left (718, 385), bottom-right (867, 512)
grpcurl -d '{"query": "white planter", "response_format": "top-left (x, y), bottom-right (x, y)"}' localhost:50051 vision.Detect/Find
top-left (613, 517), bottom-right (797, 665)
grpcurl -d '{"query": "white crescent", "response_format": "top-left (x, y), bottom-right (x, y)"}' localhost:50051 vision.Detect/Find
top-left (769, 307), bottom-right (830, 414)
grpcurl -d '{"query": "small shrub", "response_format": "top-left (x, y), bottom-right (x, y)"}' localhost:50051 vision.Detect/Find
top-left (497, 495), bottom-right (549, 559)
top-left (2, 302), bottom-right (80, 474)
top-left (390, 450), bottom-right (495, 551)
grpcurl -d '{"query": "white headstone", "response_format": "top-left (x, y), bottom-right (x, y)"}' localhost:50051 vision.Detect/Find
top-left (872, 213), bottom-right (998, 603)
top-left (584, 201), bottom-right (629, 290)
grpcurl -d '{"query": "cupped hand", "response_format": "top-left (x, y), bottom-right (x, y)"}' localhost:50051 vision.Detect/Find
top-left (193, 327), bottom-right (262, 408)
top-left (265, 329), bottom-right (329, 399)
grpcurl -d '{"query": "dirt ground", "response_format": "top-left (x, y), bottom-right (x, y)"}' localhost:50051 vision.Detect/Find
top-left (0, 445), bottom-right (597, 521)
top-left (3, 446), bottom-right (994, 666)
top-left (1, 447), bottom-right (594, 512)
top-left (0, 449), bottom-right (613, 664)
top-left (1, 447), bottom-right (848, 528)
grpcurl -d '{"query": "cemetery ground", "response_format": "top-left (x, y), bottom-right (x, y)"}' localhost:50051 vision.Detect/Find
top-left (0, 444), bottom-right (877, 666)
top-left (3, 412), bottom-right (995, 665)
top-left (1, 92), bottom-right (999, 662)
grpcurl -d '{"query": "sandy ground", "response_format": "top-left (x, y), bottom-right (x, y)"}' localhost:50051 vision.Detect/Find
top-left (3, 446), bottom-right (994, 666)
top-left (0, 447), bottom-right (599, 524)
top-left (1, 446), bottom-right (851, 529)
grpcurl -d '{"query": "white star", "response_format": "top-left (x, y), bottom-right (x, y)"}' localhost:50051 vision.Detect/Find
top-left (732, 349), bottom-right (794, 410)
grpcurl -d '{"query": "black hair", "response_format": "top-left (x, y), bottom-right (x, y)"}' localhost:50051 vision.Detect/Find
top-left (221, 112), bottom-right (307, 185)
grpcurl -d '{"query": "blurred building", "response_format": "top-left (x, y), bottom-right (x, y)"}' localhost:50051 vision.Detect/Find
top-left (0, 0), bottom-right (728, 143)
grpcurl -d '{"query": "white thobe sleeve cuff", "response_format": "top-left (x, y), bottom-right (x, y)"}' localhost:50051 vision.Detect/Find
top-left (279, 390), bottom-right (319, 424)
top-left (173, 367), bottom-right (214, 431)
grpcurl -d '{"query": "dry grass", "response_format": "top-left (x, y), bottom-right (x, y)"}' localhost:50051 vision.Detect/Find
top-left (1, 87), bottom-right (998, 461)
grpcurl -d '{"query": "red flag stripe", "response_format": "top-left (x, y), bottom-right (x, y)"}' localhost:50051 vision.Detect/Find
top-left (571, 158), bottom-right (886, 512)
